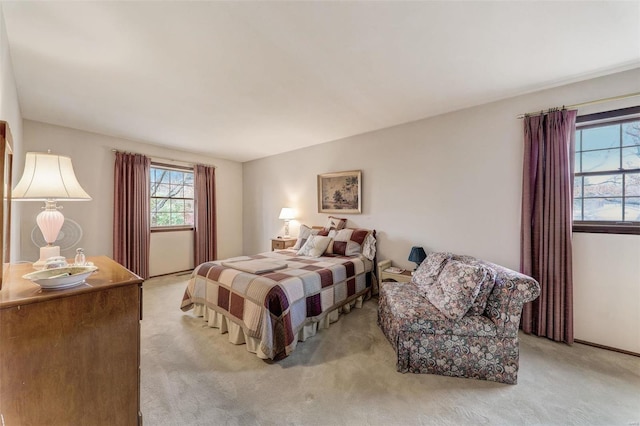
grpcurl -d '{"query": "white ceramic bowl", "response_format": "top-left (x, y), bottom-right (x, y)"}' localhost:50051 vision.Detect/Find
top-left (23, 266), bottom-right (98, 289)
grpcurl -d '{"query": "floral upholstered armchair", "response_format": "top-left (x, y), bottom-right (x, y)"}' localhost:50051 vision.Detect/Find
top-left (378, 252), bottom-right (540, 384)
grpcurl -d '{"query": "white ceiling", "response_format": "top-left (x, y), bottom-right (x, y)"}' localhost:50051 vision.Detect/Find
top-left (2, 1), bottom-right (639, 162)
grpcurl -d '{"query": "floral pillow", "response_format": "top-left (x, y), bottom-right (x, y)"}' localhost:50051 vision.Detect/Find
top-left (424, 260), bottom-right (489, 320)
top-left (466, 263), bottom-right (496, 315)
top-left (297, 235), bottom-right (333, 258)
top-left (411, 252), bottom-right (452, 293)
top-left (292, 224), bottom-right (320, 250)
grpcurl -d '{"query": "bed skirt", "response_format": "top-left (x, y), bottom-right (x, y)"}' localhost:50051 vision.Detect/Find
top-left (191, 295), bottom-right (366, 359)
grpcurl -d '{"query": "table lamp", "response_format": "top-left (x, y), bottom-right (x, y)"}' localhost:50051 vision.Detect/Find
top-left (408, 246), bottom-right (427, 270)
top-left (278, 207), bottom-right (295, 238)
top-left (12, 152), bottom-right (91, 269)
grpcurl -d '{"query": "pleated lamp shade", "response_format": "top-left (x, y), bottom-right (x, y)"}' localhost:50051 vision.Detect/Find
top-left (408, 246), bottom-right (427, 268)
top-left (12, 152), bottom-right (92, 201)
top-left (12, 152), bottom-right (91, 268)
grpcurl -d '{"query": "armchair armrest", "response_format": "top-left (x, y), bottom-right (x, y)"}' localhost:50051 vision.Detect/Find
top-left (482, 262), bottom-right (540, 336)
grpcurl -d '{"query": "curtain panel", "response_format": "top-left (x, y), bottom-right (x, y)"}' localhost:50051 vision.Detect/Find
top-left (113, 152), bottom-right (151, 279)
top-left (193, 164), bottom-right (217, 265)
top-left (520, 109), bottom-right (577, 344)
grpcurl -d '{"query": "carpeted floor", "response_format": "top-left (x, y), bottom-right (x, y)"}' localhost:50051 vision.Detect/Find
top-left (140, 274), bottom-right (640, 426)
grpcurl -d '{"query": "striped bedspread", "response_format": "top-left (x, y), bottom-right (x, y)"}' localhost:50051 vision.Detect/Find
top-left (181, 249), bottom-right (372, 360)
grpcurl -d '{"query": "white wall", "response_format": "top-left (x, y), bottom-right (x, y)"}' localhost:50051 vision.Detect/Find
top-left (19, 120), bottom-right (243, 271)
top-left (243, 68), bottom-right (640, 352)
top-left (0, 6), bottom-right (20, 138)
top-left (0, 5), bottom-right (23, 261)
top-left (149, 230), bottom-right (194, 276)
top-left (573, 233), bottom-right (640, 353)
top-left (0, 6), bottom-right (20, 149)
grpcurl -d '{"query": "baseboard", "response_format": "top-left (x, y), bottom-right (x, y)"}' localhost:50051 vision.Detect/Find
top-left (574, 339), bottom-right (639, 357)
top-left (149, 269), bottom-right (193, 279)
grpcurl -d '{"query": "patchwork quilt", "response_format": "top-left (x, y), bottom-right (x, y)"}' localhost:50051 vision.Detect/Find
top-left (181, 249), bottom-right (372, 360)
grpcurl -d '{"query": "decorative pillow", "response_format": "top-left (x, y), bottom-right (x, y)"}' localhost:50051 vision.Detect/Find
top-left (323, 216), bottom-right (347, 231)
top-left (292, 224), bottom-right (320, 250)
top-left (297, 235), bottom-right (333, 258)
top-left (424, 260), bottom-right (488, 320)
top-left (322, 229), bottom-right (337, 253)
top-left (324, 228), bottom-right (371, 256)
top-left (362, 232), bottom-right (377, 261)
top-left (466, 263), bottom-right (496, 315)
top-left (411, 252), bottom-right (452, 292)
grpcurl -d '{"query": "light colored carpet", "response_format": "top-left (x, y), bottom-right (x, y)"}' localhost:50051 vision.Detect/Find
top-left (140, 274), bottom-right (640, 426)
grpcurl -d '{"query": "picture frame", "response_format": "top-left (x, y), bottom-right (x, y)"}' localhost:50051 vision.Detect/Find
top-left (317, 170), bottom-right (361, 214)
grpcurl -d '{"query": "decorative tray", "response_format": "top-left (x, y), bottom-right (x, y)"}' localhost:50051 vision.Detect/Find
top-left (22, 266), bottom-right (98, 290)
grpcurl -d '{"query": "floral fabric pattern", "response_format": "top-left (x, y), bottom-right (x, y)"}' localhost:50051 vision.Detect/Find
top-left (378, 254), bottom-right (540, 385)
top-left (466, 262), bottom-right (496, 315)
top-left (425, 260), bottom-right (488, 320)
top-left (411, 252), bottom-right (452, 292)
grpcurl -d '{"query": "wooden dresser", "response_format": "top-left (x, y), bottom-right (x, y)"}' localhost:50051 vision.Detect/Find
top-left (0, 256), bottom-right (143, 425)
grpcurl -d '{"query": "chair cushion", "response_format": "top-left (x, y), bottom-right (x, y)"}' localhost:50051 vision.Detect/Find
top-left (378, 281), bottom-right (497, 337)
top-left (448, 254), bottom-right (497, 315)
top-left (411, 252), bottom-right (452, 293)
top-left (425, 260), bottom-right (490, 320)
top-left (466, 263), bottom-right (496, 315)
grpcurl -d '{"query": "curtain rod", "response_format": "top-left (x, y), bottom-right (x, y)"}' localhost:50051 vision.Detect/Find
top-left (516, 91), bottom-right (640, 119)
top-left (111, 149), bottom-right (216, 169)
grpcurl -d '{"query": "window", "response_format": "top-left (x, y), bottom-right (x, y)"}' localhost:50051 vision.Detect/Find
top-left (573, 106), bottom-right (640, 234)
top-left (150, 164), bottom-right (194, 229)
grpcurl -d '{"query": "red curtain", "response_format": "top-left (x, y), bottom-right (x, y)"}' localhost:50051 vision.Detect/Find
top-left (113, 152), bottom-right (150, 279)
top-left (193, 164), bottom-right (217, 265)
top-left (520, 109), bottom-right (577, 344)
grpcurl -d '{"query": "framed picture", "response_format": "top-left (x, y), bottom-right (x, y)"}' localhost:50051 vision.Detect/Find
top-left (317, 170), bottom-right (361, 214)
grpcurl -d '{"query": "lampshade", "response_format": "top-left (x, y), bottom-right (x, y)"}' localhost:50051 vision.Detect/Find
top-left (408, 246), bottom-right (427, 266)
top-left (278, 207), bottom-right (295, 220)
top-left (12, 152), bottom-right (92, 201)
top-left (12, 152), bottom-right (91, 269)
top-left (278, 207), bottom-right (295, 238)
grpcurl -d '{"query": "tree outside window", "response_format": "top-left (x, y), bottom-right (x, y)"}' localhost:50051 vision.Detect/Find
top-left (150, 165), bottom-right (194, 228)
top-left (573, 106), bottom-right (640, 234)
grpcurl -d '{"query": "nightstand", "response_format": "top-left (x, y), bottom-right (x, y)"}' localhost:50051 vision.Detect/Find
top-left (377, 259), bottom-right (412, 283)
top-left (271, 237), bottom-right (297, 251)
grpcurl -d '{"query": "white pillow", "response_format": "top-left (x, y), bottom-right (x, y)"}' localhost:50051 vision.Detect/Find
top-left (362, 233), bottom-right (377, 260)
top-left (293, 224), bottom-right (319, 250)
top-left (324, 216), bottom-right (347, 231)
top-left (297, 235), bottom-right (332, 258)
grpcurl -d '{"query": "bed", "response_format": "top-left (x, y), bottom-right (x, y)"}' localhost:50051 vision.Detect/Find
top-left (180, 225), bottom-right (376, 360)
